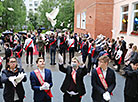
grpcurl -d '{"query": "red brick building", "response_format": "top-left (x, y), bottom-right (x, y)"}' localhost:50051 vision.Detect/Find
top-left (74, 0), bottom-right (113, 39)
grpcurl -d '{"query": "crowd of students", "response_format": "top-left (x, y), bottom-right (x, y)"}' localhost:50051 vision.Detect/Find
top-left (0, 30), bottom-right (137, 102)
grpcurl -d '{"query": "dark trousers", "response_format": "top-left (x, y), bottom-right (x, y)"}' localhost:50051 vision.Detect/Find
top-left (26, 47), bottom-right (33, 64)
top-left (60, 49), bottom-right (66, 64)
top-left (50, 49), bottom-right (56, 64)
top-left (69, 47), bottom-right (75, 64)
top-left (46, 45), bottom-right (49, 53)
top-left (115, 59), bottom-right (120, 71)
top-left (63, 93), bottom-right (81, 102)
top-left (124, 94), bottom-right (138, 102)
top-left (34, 98), bottom-right (51, 102)
top-left (5, 99), bottom-right (23, 102)
top-left (87, 54), bottom-right (92, 73)
top-left (39, 52), bottom-right (45, 60)
top-left (82, 54), bottom-right (87, 63)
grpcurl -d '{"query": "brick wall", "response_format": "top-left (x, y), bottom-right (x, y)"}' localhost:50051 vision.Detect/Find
top-left (74, 0), bottom-right (113, 39)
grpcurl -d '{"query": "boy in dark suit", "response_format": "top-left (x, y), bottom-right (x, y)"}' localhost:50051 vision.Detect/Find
top-left (30, 57), bottom-right (53, 102)
top-left (91, 56), bottom-right (116, 102)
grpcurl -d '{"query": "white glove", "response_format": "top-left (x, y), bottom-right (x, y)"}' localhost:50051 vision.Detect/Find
top-left (9, 76), bottom-right (17, 87)
top-left (15, 72), bottom-right (26, 84)
top-left (40, 82), bottom-right (50, 90)
top-left (103, 91), bottom-right (111, 101)
top-left (58, 53), bottom-right (63, 64)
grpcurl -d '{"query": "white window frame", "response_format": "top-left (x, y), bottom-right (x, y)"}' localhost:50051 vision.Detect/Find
top-left (120, 5), bottom-right (129, 32)
top-left (131, 3), bottom-right (138, 32)
top-left (77, 14), bottom-right (80, 28)
top-left (81, 12), bottom-right (86, 29)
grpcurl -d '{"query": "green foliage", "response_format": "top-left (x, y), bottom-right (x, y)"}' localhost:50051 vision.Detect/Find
top-left (0, 2), bottom-right (4, 16)
top-left (27, 12), bottom-right (38, 29)
top-left (1, 0), bottom-right (26, 31)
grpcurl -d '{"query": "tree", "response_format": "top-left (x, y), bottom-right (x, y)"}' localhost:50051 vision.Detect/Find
top-left (1, 0), bottom-right (26, 30)
top-left (27, 12), bottom-right (39, 29)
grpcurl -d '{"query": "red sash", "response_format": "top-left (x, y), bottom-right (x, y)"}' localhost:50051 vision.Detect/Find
top-left (88, 45), bottom-right (91, 53)
top-left (60, 37), bottom-right (66, 45)
top-left (80, 42), bottom-right (84, 49)
top-left (49, 39), bottom-right (56, 48)
top-left (67, 40), bottom-right (75, 51)
top-left (118, 56), bottom-right (122, 64)
top-left (34, 69), bottom-right (53, 98)
top-left (103, 53), bottom-right (109, 56)
top-left (71, 69), bottom-right (76, 84)
top-left (16, 48), bottom-right (22, 58)
top-left (91, 48), bottom-right (95, 57)
top-left (96, 67), bottom-right (113, 96)
top-left (25, 40), bottom-right (33, 51)
top-left (0, 57), bottom-right (2, 65)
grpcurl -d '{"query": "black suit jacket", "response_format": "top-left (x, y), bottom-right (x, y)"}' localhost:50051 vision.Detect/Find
top-left (1, 68), bottom-right (27, 102)
top-left (91, 67), bottom-right (116, 102)
top-left (59, 64), bottom-right (87, 96)
top-left (3, 48), bottom-right (11, 60)
top-left (123, 65), bottom-right (138, 97)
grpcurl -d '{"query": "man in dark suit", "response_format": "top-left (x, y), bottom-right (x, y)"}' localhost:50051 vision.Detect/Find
top-left (1, 57), bottom-right (27, 102)
top-left (49, 34), bottom-right (57, 65)
top-left (58, 54), bottom-right (87, 102)
top-left (123, 60), bottom-right (138, 102)
top-left (30, 57), bottom-right (53, 102)
top-left (91, 56), bottom-right (116, 102)
top-left (59, 34), bottom-right (67, 64)
top-left (3, 43), bottom-right (12, 64)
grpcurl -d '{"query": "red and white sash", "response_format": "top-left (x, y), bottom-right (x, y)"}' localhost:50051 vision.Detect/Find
top-left (0, 57), bottom-right (2, 65)
top-left (96, 67), bottom-right (108, 90)
top-left (71, 69), bottom-right (76, 84)
top-left (60, 37), bottom-right (66, 45)
top-left (91, 48), bottom-right (95, 57)
top-left (25, 40), bottom-right (33, 51)
top-left (67, 40), bottom-right (75, 51)
top-left (88, 44), bottom-right (92, 53)
top-left (49, 39), bottom-right (56, 48)
top-left (34, 69), bottom-right (53, 98)
top-left (96, 67), bottom-right (113, 95)
top-left (103, 53), bottom-right (109, 56)
top-left (16, 48), bottom-right (22, 58)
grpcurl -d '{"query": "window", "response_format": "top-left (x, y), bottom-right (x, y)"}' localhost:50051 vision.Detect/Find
top-left (77, 14), bottom-right (80, 28)
top-left (29, 4), bottom-right (32, 6)
top-left (81, 12), bottom-right (86, 29)
top-left (34, 1), bottom-right (39, 6)
top-left (34, 8), bottom-right (37, 11)
top-left (29, 9), bottom-right (33, 12)
top-left (121, 6), bottom-right (129, 33)
top-left (133, 4), bottom-right (138, 32)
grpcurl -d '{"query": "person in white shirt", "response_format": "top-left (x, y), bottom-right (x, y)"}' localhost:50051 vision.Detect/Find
top-left (23, 34), bottom-right (34, 66)
top-left (68, 35), bottom-right (75, 64)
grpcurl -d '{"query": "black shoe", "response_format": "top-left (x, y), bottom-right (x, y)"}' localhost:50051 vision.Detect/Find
top-left (53, 63), bottom-right (56, 65)
top-left (50, 63), bottom-right (52, 65)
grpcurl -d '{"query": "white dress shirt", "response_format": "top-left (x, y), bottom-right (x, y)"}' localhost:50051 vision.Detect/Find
top-left (39, 69), bottom-right (45, 80)
top-left (68, 39), bottom-right (74, 47)
top-left (23, 38), bottom-right (34, 49)
top-left (102, 68), bottom-right (107, 79)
